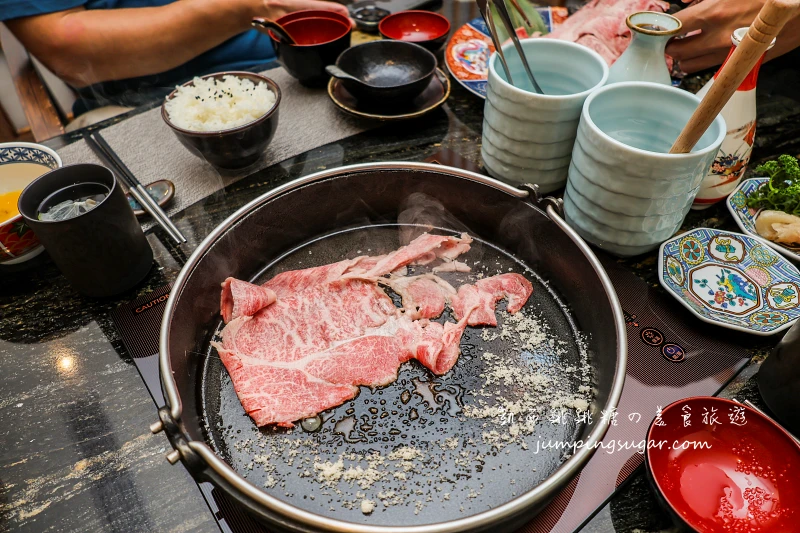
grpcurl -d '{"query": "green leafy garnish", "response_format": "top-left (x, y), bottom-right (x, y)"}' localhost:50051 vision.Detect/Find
top-left (745, 154), bottom-right (800, 216)
top-left (490, 0), bottom-right (548, 43)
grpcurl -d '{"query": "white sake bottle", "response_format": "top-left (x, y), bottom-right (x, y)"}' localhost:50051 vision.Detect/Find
top-left (692, 27), bottom-right (775, 209)
top-left (606, 11), bottom-right (682, 86)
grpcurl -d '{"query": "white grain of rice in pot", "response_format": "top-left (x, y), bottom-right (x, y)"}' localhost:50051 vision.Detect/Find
top-left (165, 75), bottom-right (275, 132)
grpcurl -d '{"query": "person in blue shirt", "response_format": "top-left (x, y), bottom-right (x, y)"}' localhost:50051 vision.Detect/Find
top-left (2, 0), bottom-right (350, 114)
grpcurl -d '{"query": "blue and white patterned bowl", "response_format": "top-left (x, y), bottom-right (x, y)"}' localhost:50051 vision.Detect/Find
top-left (658, 227), bottom-right (800, 335)
top-left (0, 142), bottom-right (62, 264)
top-left (726, 177), bottom-right (800, 263)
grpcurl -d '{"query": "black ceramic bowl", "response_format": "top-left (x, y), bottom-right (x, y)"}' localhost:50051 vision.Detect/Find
top-left (161, 72), bottom-right (281, 170)
top-left (267, 14), bottom-right (352, 87)
top-left (331, 40), bottom-right (437, 104)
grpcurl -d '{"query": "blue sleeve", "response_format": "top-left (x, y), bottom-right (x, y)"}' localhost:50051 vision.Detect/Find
top-left (1, 0), bottom-right (87, 21)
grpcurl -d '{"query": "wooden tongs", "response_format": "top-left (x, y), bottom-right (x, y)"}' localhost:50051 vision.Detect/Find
top-left (475, 0), bottom-right (544, 93)
top-left (670, 0), bottom-right (800, 153)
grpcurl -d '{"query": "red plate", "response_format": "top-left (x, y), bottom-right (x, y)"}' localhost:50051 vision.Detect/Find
top-left (646, 397), bottom-right (800, 532)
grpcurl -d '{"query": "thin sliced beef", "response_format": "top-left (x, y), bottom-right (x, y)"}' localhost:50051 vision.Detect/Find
top-left (451, 285), bottom-right (499, 326)
top-left (304, 334), bottom-right (410, 386)
top-left (218, 280), bottom-right (396, 364)
top-left (359, 233), bottom-right (473, 277)
top-left (220, 278), bottom-right (277, 324)
top-left (474, 273), bottom-right (533, 314)
top-left (218, 359), bottom-right (358, 428)
top-left (393, 315), bottom-right (469, 375)
top-left (261, 233), bottom-right (472, 298)
top-left (452, 273), bottom-right (534, 326)
top-left (216, 314), bottom-right (470, 425)
top-left (434, 318), bottom-right (473, 374)
top-left (386, 274), bottom-right (457, 320)
top-left (214, 233), bottom-right (533, 427)
top-left (545, 0), bottom-right (670, 65)
top-left (263, 258), bottom-right (364, 298)
top-left (433, 260), bottom-right (471, 273)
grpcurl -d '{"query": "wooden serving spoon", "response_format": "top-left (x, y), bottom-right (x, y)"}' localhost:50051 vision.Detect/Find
top-left (669, 0), bottom-right (800, 154)
top-left (251, 18), bottom-right (296, 45)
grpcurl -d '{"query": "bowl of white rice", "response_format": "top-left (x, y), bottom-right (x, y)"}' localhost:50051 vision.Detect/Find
top-left (162, 72), bottom-right (281, 169)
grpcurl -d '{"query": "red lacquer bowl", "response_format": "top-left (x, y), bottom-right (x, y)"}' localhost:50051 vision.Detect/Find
top-left (379, 10), bottom-right (450, 53)
top-left (273, 8), bottom-right (351, 28)
top-left (646, 397), bottom-right (800, 532)
top-left (266, 13), bottom-right (352, 87)
top-left (270, 17), bottom-right (349, 46)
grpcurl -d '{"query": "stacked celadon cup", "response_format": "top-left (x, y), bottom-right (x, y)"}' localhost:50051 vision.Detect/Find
top-left (482, 39), bottom-right (609, 193)
top-left (563, 82), bottom-right (726, 256)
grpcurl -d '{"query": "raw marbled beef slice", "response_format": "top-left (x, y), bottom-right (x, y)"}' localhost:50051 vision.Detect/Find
top-left (452, 273), bottom-right (534, 326)
top-left (220, 278), bottom-right (277, 323)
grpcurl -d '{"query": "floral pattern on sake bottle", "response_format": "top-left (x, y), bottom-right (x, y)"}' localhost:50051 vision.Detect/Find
top-left (606, 11), bottom-right (682, 86)
top-left (692, 28), bottom-right (775, 210)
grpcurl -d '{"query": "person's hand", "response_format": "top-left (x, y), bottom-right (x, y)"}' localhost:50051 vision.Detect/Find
top-left (257, 0), bottom-right (350, 23)
top-left (666, 0), bottom-right (800, 74)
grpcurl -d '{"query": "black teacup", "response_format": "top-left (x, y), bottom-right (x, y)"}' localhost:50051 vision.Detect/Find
top-left (18, 163), bottom-right (153, 297)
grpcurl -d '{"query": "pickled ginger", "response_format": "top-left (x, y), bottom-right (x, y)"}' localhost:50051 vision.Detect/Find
top-left (755, 210), bottom-right (800, 245)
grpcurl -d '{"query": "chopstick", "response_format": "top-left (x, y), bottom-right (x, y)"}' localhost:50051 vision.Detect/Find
top-left (477, 0), bottom-right (514, 85)
top-left (85, 132), bottom-right (187, 244)
top-left (488, 0), bottom-right (544, 94)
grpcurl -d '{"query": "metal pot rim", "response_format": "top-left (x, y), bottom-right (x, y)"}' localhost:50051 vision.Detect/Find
top-left (158, 161), bottom-right (628, 533)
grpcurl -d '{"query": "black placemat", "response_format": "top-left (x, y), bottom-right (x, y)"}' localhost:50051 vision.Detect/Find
top-left (112, 285), bottom-right (265, 533)
top-left (111, 256), bottom-right (751, 533)
top-left (519, 257), bottom-right (751, 532)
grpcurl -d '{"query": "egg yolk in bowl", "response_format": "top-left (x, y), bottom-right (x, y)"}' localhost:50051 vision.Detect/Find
top-left (0, 162), bottom-right (53, 223)
top-left (0, 189), bottom-right (23, 223)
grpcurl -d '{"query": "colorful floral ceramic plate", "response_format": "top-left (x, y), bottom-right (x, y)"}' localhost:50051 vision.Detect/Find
top-left (726, 177), bottom-right (800, 262)
top-left (658, 227), bottom-right (800, 335)
top-left (445, 4), bottom-right (567, 98)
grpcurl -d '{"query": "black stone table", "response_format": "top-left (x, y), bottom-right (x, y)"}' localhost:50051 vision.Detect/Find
top-left (2, 29), bottom-right (800, 533)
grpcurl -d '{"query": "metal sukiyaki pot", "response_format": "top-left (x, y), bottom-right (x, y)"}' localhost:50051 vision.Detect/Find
top-left (155, 162), bottom-right (627, 532)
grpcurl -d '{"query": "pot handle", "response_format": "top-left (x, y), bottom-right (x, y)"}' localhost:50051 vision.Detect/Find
top-left (150, 406), bottom-right (208, 474)
top-left (518, 183), bottom-right (565, 219)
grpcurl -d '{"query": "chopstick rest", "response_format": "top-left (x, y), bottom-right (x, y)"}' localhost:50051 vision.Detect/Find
top-left (86, 132), bottom-right (187, 244)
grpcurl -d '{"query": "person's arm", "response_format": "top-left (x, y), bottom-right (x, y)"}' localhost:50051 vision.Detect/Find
top-left (665, 0), bottom-right (800, 74)
top-left (5, 0), bottom-right (350, 87)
